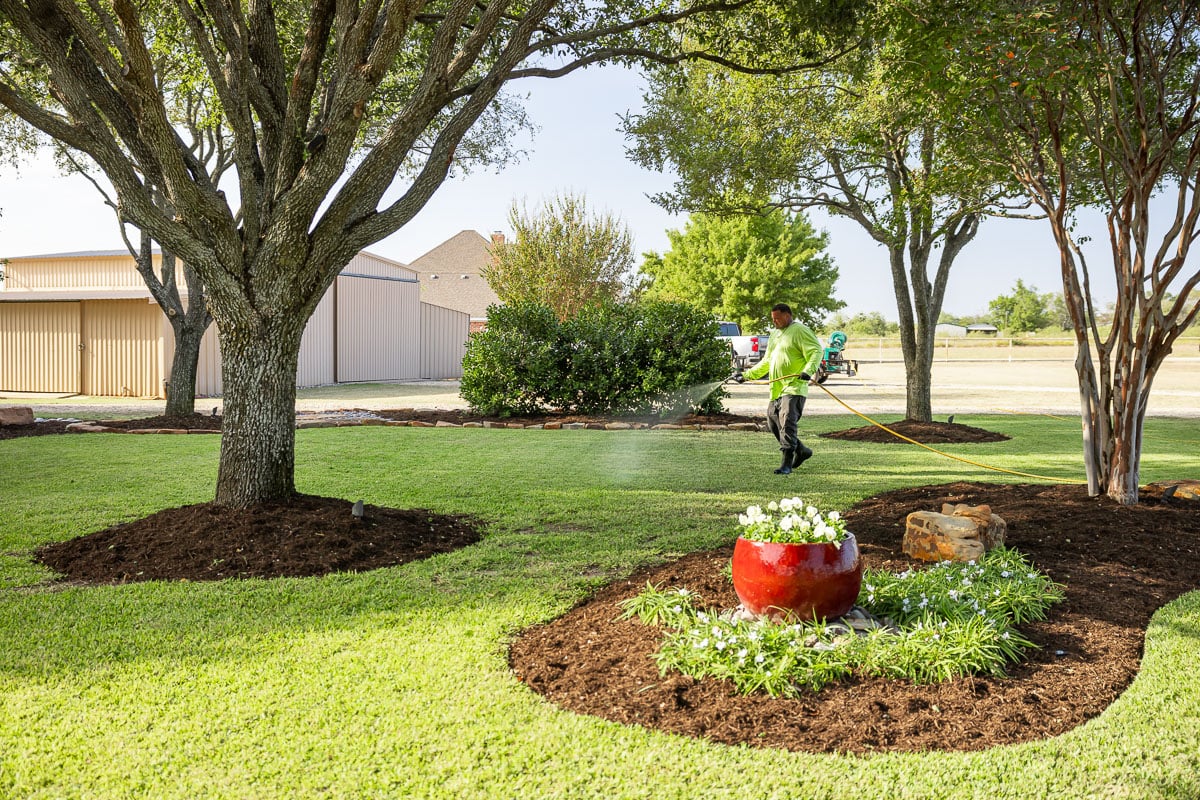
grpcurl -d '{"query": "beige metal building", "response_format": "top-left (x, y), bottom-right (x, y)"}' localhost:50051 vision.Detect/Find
top-left (0, 249), bottom-right (468, 397)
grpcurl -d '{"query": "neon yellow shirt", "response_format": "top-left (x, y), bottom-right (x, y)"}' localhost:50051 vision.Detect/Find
top-left (742, 321), bottom-right (823, 400)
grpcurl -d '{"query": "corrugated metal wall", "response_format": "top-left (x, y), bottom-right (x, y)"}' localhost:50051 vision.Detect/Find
top-left (298, 291), bottom-right (336, 388)
top-left (2, 252), bottom-right (459, 397)
top-left (342, 252), bottom-right (417, 280)
top-left (194, 325), bottom-right (223, 397)
top-left (4, 255), bottom-right (156, 291)
top-left (335, 275), bottom-right (420, 382)
top-left (420, 302), bottom-right (468, 379)
top-left (81, 300), bottom-right (164, 397)
top-left (0, 302), bottom-right (81, 393)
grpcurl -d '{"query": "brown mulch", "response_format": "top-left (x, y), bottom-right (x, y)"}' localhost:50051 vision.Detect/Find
top-left (0, 420), bottom-right (74, 439)
top-left (509, 481), bottom-right (1200, 754)
top-left (4, 413), bottom-right (1014, 447)
top-left (100, 413), bottom-right (224, 431)
top-left (821, 418), bottom-right (1011, 444)
top-left (35, 494), bottom-right (483, 583)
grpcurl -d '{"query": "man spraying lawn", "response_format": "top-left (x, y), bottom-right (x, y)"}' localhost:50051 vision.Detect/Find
top-left (736, 303), bottom-right (823, 475)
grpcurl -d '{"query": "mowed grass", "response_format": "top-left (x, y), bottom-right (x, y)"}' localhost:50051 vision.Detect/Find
top-left (1, 414), bottom-right (1198, 799)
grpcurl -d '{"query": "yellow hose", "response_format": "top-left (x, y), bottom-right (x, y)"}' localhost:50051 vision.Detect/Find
top-left (748, 373), bottom-right (1086, 484)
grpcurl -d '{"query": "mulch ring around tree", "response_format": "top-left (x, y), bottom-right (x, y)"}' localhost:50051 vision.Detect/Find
top-left (35, 494), bottom-right (484, 584)
top-left (821, 418), bottom-right (1011, 444)
top-left (509, 482), bottom-right (1200, 754)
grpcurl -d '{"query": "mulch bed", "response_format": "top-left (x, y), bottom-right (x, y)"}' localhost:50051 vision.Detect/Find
top-left (4, 413), bottom-right (1010, 446)
top-left (822, 418), bottom-right (1011, 443)
top-left (35, 494), bottom-right (483, 583)
top-left (509, 482), bottom-right (1200, 754)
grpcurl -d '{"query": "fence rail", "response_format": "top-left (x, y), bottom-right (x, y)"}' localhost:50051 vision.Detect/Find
top-left (839, 336), bottom-right (1200, 363)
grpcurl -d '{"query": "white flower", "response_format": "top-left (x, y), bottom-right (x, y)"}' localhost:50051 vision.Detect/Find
top-left (755, 654), bottom-right (766, 664)
top-left (779, 516), bottom-right (794, 531)
top-left (738, 648), bottom-right (748, 658)
top-left (715, 640), bottom-right (727, 650)
top-left (767, 501), bottom-right (779, 511)
top-left (712, 626), bottom-right (722, 636)
top-left (672, 605), bottom-right (682, 614)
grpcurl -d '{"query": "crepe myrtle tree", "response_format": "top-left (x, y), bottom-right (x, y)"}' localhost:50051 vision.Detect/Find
top-left (0, 0), bottom-right (859, 507)
top-left (914, 0), bottom-right (1200, 503)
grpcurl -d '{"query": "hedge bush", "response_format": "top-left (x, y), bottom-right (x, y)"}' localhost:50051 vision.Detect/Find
top-left (460, 300), bottom-right (731, 416)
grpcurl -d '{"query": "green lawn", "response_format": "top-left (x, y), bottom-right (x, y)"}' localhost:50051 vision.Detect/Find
top-left (2, 415), bottom-right (1198, 799)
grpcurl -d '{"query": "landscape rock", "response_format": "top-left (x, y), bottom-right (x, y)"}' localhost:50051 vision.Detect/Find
top-left (0, 406), bottom-right (35, 426)
top-left (903, 503), bottom-right (1006, 562)
top-left (542, 422), bottom-right (563, 430)
top-left (1145, 479), bottom-right (1200, 501)
top-left (605, 422), bottom-right (632, 430)
top-left (940, 502), bottom-right (1007, 549)
top-left (434, 420), bottom-right (461, 427)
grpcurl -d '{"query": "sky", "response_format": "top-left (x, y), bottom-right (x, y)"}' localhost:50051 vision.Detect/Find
top-left (0, 64), bottom-right (1116, 320)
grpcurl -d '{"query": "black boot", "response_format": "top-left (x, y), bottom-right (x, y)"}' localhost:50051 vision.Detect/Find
top-left (792, 445), bottom-right (814, 468)
top-left (774, 449), bottom-right (794, 475)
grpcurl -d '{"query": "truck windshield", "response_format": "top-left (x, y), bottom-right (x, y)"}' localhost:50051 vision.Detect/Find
top-left (718, 322), bottom-right (740, 336)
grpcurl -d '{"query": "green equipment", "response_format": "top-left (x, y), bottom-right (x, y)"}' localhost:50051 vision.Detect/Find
top-left (816, 330), bottom-right (858, 383)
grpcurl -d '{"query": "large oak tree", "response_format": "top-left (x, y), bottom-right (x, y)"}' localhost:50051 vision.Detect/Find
top-left (0, 0), bottom-right (856, 507)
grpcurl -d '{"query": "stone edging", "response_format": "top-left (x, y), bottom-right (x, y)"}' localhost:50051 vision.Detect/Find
top-left (64, 419), bottom-right (764, 434)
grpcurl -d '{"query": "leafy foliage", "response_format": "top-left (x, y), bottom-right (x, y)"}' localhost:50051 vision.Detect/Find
top-left (641, 209), bottom-right (842, 331)
top-left (625, 16), bottom-right (1026, 422)
top-left (988, 280), bottom-right (1053, 333)
top-left (483, 194), bottom-right (636, 321)
top-left (823, 310), bottom-right (898, 336)
top-left (460, 300), bottom-right (731, 416)
top-left (621, 547), bottom-right (1062, 696)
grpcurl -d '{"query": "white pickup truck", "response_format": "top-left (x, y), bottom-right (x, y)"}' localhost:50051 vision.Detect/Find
top-left (717, 321), bottom-right (769, 370)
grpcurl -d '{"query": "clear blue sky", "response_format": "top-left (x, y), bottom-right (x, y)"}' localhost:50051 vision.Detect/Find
top-left (0, 64), bottom-right (1114, 319)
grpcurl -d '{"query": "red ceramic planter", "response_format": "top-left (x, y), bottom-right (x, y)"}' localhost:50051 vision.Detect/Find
top-left (731, 534), bottom-right (863, 620)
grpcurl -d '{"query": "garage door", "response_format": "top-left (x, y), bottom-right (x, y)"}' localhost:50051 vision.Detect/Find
top-left (0, 302), bottom-right (81, 393)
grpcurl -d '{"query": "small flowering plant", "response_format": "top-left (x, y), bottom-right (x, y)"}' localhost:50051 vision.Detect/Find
top-left (737, 497), bottom-right (849, 547)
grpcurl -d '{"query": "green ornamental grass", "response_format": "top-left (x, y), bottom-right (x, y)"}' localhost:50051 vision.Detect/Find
top-left (621, 547), bottom-right (1061, 697)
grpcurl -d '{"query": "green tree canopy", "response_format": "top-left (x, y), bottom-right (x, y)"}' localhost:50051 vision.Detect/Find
top-left (640, 209), bottom-right (842, 332)
top-left (483, 194), bottom-right (635, 320)
top-left (988, 280), bottom-right (1050, 333)
top-left (624, 8), bottom-right (1031, 421)
top-left (824, 310), bottom-right (896, 337)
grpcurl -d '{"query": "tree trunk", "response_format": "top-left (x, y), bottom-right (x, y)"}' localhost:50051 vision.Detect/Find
top-left (905, 342), bottom-right (934, 422)
top-left (164, 322), bottom-right (204, 416)
top-left (214, 322), bottom-right (305, 508)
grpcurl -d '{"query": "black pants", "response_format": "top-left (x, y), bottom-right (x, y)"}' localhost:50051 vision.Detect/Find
top-left (766, 394), bottom-right (806, 452)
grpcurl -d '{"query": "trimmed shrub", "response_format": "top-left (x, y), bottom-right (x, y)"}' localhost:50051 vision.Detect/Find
top-left (459, 303), bottom-right (566, 416)
top-left (460, 300), bottom-right (730, 416)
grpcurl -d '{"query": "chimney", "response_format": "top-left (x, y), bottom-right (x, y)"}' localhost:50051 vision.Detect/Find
top-left (490, 231), bottom-right (506, 245)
